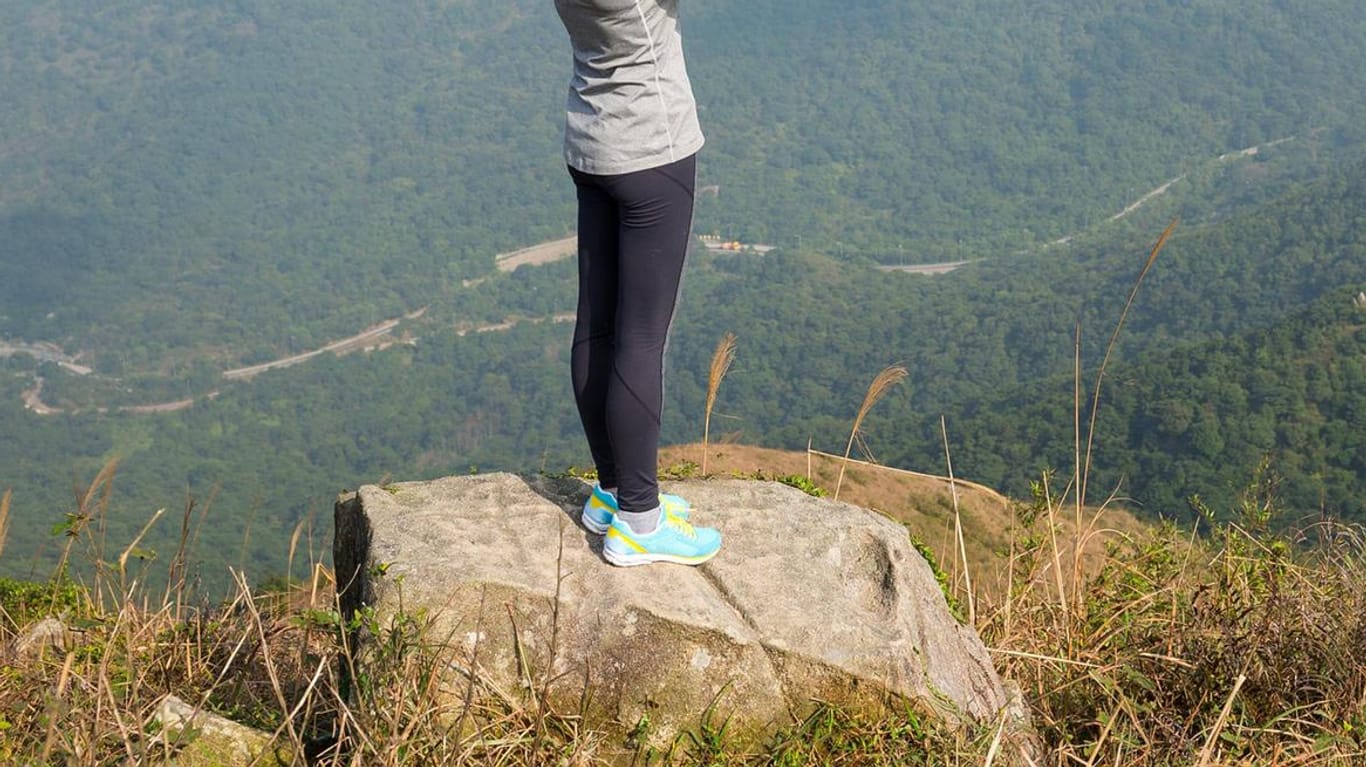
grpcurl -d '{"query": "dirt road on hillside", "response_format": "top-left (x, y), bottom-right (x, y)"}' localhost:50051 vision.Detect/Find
top-left (222, 308), bottom-right (426, 381)
top-left (495, 236), bottom-right (577, 272)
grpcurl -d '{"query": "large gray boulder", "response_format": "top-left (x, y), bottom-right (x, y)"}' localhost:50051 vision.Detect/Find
top-left (153, 695), bottom-right (294, 766)
top-left (334, 473), bottom-right (1030, 752)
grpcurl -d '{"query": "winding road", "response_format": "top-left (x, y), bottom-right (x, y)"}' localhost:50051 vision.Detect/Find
top-left (14, 136), bottom-right (1298, 416)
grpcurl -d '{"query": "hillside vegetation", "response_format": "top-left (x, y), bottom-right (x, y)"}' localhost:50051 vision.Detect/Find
top-left (898, 288), bottom-right (1366, 520)
top-left (2, 457), bottom-right (1364, 765)
top-left (2, 0), bottom-right (1365, 590)
top-left (3, 2), bottom-right (1364, 760)
top-left (4, 0), bottom-right (1366, 366)
top-left (3, 164), bottom-right (1364, 589)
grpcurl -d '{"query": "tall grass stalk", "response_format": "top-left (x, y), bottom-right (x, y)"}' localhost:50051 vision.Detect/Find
top-left (940, 416), bottom-right (975, 625)
top-left (1077, 218), bottom-right (1177, 510)
top-left (0, 488), bottom-right (11, 560)
top-left (1053, 218), bottom-right (1177, 618)
top-left (1196, 673), bottom-right (1247, 767)
top-left (54, 459), bottom-right (118, 611)
top-left (115, 506), bottom-right (165, 595)
top-left (1073, 319), bottom-right (1083, 564)
top-left (834, 365), bottom-right (907, 500)
top-left (702, 332), bottom-right (737, 475)
top-left (162, 496), bottom-right (195, 615)
top-left (1040, 473), bottom-right (1072, 647)
top-left (286, 516), bottom-right (306, 592)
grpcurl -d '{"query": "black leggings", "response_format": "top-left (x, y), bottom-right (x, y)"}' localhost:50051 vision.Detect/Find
top-left (569, 154), bottom-right (697, 514)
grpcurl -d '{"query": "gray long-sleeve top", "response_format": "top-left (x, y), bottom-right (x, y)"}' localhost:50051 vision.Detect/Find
top-left (553, 0), bottom-right (705, 175)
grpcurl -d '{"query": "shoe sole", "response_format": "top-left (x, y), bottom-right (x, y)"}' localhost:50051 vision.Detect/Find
top-left (581, 512), bottom-right (611, 536)
top-left (603, 546), bottom-right (719, 567)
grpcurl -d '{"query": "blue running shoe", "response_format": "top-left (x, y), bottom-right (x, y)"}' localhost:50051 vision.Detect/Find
top-left (580, 483), bottom-right (690, 535)
top-left (580, 484), bottom-right (618, 535)
top-left (603, 513), bottom-right (721, 567)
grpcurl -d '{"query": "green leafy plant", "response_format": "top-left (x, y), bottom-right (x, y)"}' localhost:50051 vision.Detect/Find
top-left (777, 473), bottom-right (827, 497)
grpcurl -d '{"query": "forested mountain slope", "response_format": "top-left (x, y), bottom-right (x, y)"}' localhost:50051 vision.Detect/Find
top-left (4, 0), bottom-right (1366, 589)
top-left (4, 0), bottom-right (1366, 371)
top-left (4, 158), bottom-right (1363, 590)
top-left (666, 159), bottom-right (1366, 452)
top-left (689, 0), bottom-right (1366, 252)
top-left (921, 288), bottom-right (1366, 520)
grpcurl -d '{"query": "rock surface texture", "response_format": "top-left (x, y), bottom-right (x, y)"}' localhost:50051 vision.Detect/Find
top-left (335, 473), bottom-right (1031, 751)
top-left (153, 695), bottom-right (294, 766)
top-left (9, 616), bottom-right (69, 659)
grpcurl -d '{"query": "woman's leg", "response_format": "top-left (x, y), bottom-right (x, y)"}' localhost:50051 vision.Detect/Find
top-left (569, 169), bottom-right (622, 492)
top-left (569, 154), bottom-right (697, 516)
top-left (598, 155), bottom-right (696, 514)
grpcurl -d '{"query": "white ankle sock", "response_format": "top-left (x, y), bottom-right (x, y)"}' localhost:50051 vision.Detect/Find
top-left (616, 505), bottom-right (662, 536)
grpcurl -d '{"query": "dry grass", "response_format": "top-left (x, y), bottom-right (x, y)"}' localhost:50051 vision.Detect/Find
top-left (702, 332), bottom-right (738, 475)
top-left (0, 464), bottom-right (994, 767)
top-left (1078, 217), bottom-right (1177, 512)
top-left (3, 223), bottom-right (1362, 765)
top-left (667, 443), bottom-right (1366, 764)
top-left (0, 468), bottom-right (605, 766)
top-left (663, 442), bottom-right (1149, 601)
top-left (4, 458), bottom-right (1363, 766)
top-left (0, 488), bottom-right (11, 560)
top-left (835, 365), bottom-right (907, 500)
top-left (984, 486), bottom-right (1366, 765)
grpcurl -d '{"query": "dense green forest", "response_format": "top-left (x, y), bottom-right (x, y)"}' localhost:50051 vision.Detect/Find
top-left (3, 0), bottom-right (1366, 590)
top-left (4, 0), bottom-right (1366, 366)
top-left (4, 160), bottom-right (1364, 591)
top-left (910, 288), bottom-right (1366, 520)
